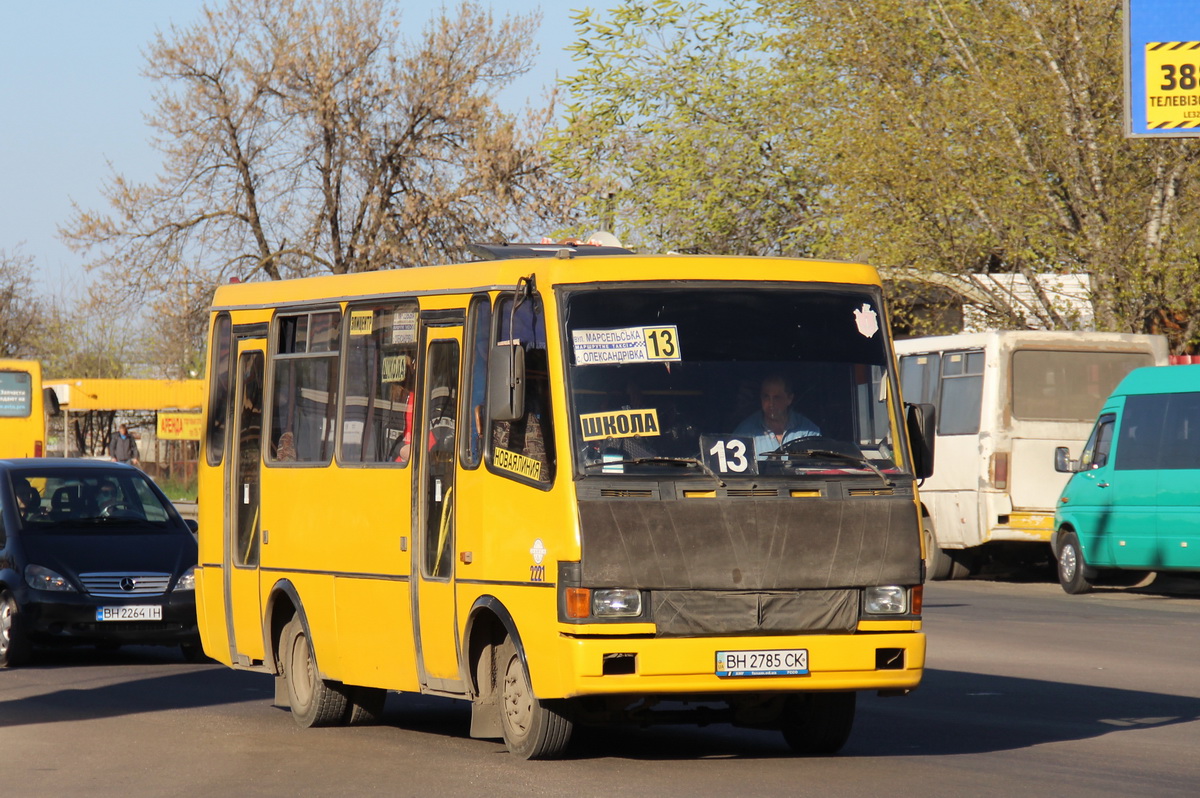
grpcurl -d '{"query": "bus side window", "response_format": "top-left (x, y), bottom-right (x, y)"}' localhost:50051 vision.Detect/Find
top-left (340, 301), bottom-right (419, 466)
top-left (206, 313), bottom-right (233, 467)
top-left (268, 310), bottom-right (342, 464)
top-left (937, 350), bottom-right (984, 435)
top-left (461, 294), bottom-right (492, 469)
top-left (488, 292), bottom-right (555, 486)
top-left (899, 353), bottom-right (940, 407)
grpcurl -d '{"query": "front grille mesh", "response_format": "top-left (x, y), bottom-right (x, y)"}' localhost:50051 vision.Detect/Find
top-left (79, 572), bottom-right (172, 597)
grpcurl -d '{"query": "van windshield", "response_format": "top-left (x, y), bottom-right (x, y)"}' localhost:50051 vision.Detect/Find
top-left (563, 286), bottom-right (905, 478)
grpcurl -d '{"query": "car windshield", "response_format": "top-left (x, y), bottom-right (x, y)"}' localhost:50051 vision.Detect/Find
top-left (563, 285), bottom-right (905, 479)
top-left (11, 468), bottom-right (174, 531)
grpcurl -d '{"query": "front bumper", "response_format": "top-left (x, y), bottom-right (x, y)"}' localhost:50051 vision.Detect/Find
top-left (22, 591), bottom-right (199, 647)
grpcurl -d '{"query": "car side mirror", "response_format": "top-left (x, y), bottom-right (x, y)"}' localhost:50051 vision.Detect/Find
top-left (487, 344), bottom-right (525, 422)
top-left (1054, 446), bottom-right (1079, 473)
top-left (905, 402), bottom-right (936, 479)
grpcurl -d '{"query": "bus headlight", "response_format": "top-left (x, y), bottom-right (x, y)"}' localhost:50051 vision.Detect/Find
top-left (864, 586), bottom-right (907, 614)
top-left (592, 588), bottom-right (642, 617)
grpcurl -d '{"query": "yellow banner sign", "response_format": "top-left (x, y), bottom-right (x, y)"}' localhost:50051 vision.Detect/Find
top-left (494, 447), bottom-right (543, 481)
top-left (157, 412), bottom-right (203, 440)
top-left (1145, 42), bottom-right (1200, 129)
top-left (579, 408), bottom-right (661, 441)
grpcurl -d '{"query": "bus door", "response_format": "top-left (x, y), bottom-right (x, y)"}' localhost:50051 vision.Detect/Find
top-left (225, 345), bottom-right (266, 667)
top-left (413, 321), bottom-right (465, 690)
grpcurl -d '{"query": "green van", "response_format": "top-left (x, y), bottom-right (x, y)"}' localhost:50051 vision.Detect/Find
top-left (1053, 365), bottom-right (1200, 593)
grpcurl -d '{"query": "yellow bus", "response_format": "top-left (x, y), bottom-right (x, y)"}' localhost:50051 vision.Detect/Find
top-left (196, 246), bottom-right (934, 759)
top-left (0, 359), bottom-right (56, 457)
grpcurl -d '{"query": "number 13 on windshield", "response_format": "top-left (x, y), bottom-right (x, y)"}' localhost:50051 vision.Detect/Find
top-left (643, 326), bottom-right (680, 360)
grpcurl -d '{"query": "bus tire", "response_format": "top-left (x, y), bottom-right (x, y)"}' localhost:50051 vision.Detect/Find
top-left (0, 589), bottom-right (31, 668)
top-left (781, 691), bottom-right (856, 755)
top-left (280, 615), bottom-right (348, 727)
top-left (1056, 531), bottom-right (1094, 595)
top-left (497, 636), bottom-right (573, 759)
top-left (342, 685), bottom-right (387, 726)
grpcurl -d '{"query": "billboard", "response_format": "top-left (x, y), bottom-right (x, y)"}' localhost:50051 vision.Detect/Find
top-left (1126, 0), bottom-right (1200, 137)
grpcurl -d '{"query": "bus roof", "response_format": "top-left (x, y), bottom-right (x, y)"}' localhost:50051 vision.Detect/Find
top-left (210, 254), bottom-right (883, 312)
top-left (894, 330), bottom-right (1169, 358)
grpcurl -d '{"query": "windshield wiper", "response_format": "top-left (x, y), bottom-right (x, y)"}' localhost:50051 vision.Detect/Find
top-left (584, 456), bottom-right (726, 487)
top-left (765, 448), bottom-right (894, 488)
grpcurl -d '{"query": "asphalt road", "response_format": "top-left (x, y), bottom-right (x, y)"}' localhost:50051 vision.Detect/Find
top-left (2, 577), bottom-right (1199, 797)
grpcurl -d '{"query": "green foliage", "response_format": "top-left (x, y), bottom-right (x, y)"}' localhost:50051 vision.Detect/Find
top-left (766, 0), bottom-right (1200, 344)
top-left (553, 0), bottom-right (826, 255)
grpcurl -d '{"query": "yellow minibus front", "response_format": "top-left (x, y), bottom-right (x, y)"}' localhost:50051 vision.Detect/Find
top-left (195, 249), bottom-right (930, 759)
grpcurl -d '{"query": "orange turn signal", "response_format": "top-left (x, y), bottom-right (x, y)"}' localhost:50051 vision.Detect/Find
top-left (911, 584), bottom-right (923, 616)
top-left (565, 587), bottom-right (591, 619)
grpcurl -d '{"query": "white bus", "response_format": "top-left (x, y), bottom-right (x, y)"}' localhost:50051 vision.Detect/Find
top-left (896, 331), bottom-right (1169, 579)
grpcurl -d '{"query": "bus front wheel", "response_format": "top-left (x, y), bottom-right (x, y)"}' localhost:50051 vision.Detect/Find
top-left (497, 636), bottom-right (573, 759)
top-left (780, 691), bottom-right (856, 755)
top-left (280, 615), bottom-right (349, 727)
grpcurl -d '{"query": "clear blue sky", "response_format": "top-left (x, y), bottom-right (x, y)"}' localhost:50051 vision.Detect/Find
top-left (0, 0), bottom-right (582, 294)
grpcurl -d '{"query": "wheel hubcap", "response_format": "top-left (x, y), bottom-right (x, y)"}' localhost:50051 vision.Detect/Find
top-left (1061, 544), bottom-right (1078, 581)
top-left (502, 656), bottom-right (533, 737)
top-left (290, 632), bottom-right (315, 705)
top-left (0, 602), bottom-right (12, 651)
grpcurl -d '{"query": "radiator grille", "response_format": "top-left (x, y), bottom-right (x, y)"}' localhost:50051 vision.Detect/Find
top-left (79, 572), bottom-right (172, 597)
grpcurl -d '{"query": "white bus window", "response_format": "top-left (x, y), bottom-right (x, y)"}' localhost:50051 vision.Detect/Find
top-left (1011, 350), bottom-right (1154, 422)
top-left (937, 350), bottom-right (984, 435)
top-left (899, 353), bottom-right (940, 405)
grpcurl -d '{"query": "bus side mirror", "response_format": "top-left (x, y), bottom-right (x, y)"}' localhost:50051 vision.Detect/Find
top-left (487, 344), bottom-right (525, 422)
top-left (44, 387), bottom-right (61, 417)
top-left (1054, 446), bottom-right (1079, 473)
top-left (906, 402), bottom-right (936, 479)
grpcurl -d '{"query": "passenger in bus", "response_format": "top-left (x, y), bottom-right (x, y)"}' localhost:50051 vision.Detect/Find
top-left (734, 374), bottom-right (820, 456)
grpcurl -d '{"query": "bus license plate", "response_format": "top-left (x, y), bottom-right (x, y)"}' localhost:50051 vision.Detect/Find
top-left (96, 605), bottom-right (163, 621)
top-left (716, 648), bottom-right (808, 677)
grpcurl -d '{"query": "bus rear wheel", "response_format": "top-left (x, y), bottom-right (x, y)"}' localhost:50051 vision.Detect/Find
top-left (497, 636), bottom-right (572, 759)
top-left (280, 615), bottom-right (348, 727)
top-left (780, 692), bottom-right (856, 755)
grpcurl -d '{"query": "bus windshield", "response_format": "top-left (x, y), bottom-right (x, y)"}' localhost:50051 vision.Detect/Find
top-left (563, 286), bottom-right (903, 478)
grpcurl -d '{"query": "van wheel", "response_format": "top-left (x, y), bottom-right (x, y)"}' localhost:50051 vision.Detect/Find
top-left (0, 589), bottom-right (31, 668)
top-left (280, 615), bottom-right (348, 727)
top-left (1057, 531), bottom-right (1094, 595)
top-left (925, 523), bottom-right (953, 581)
top-left (781, 692), bottom-right (856, 755)
top-left (497, 635), bottom-right (573, 759)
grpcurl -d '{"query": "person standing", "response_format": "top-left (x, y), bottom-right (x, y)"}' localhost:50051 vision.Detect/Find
top-left (109, 423), bottom-right (141, 466)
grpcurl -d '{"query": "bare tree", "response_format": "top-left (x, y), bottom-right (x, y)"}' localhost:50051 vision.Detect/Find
top-left (0, 247), bottom-right (49, 359)
top-left (62, 0), bottom-right (580, 361)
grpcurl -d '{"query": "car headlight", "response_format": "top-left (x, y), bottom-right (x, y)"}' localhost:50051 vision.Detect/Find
top-left (25, 564), bottom-right (76, 592)
top-left (174, 566), bottom-right (196, 592)
top-left (592, 588), bottom-right (642, 617)
top-left (863, 585), bottom-right (908, 615)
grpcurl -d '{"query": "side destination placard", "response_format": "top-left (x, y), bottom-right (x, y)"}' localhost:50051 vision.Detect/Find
top-left (494, 447), bottom-right (543, 481)
top-left (579, 408), bottom-right (661, 441)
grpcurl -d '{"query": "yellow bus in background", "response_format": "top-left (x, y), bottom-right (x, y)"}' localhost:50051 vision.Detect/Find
top-left (0, 359), bottom-right (56, 457)
top-left (196, 246), bottom-right (934, 759)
